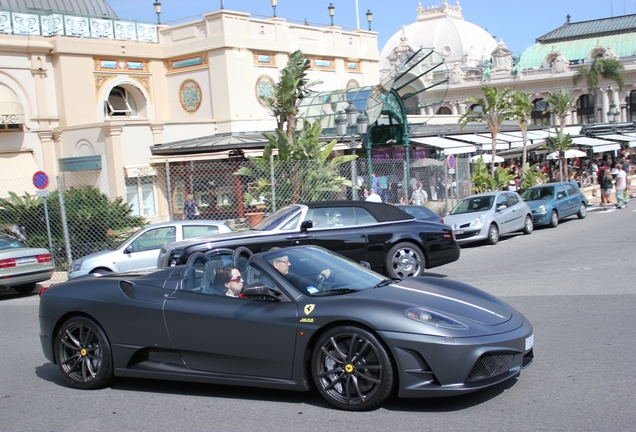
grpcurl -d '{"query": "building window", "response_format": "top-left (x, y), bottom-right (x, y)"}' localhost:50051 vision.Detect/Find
top-left (629, 91), bottom-right (636, 122)
top-left (105, 86), bottom-right (138, 117)
top-left (531, 99), bottom-right (550, 126)
top-left (577, 94), bottom-right (595, 124)
top-left (0, 124), bottom-right (23, 132)
top-left (436, 106), bottom-right (452, 115)
top-left (126, 176), bottom-right (156, 217)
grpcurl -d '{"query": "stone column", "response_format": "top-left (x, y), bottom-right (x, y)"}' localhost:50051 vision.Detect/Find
top-left (599, 88), bottom-right (609, 123)
top-left (150, 123), bottom-right (165, 145)
top-left (37, 131), bottom-right (57, 189)
top-left (101, 125), bottom-right (126, 200)
top-left (610, 87), bottom-right (622, 122)
top-left (451, 102), bottom-right (458, 115)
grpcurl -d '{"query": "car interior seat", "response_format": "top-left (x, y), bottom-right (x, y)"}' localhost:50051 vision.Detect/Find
top-left (181, 266), bottom-right (197, 291)
top-left (200, 261), bottom-right (225, 294)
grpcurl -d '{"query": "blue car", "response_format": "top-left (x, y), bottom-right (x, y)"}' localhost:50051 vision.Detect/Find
top-left (521, 182), bottom-right (588, 227)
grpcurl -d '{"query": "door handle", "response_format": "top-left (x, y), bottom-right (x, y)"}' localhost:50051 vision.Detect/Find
top-left (164, 294), bottom-right (177, 300)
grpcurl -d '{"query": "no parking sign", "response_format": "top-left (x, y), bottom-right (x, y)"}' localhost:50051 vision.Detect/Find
top-left (33, 171), bottom-right (49, 189)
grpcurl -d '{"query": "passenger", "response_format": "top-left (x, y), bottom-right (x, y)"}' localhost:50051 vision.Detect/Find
top-left (215, 266), bottom-right (244, 297)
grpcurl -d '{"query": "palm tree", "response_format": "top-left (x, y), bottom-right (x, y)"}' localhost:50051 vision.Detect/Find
top-left (543, 128), bottom-right (573, 182)
top-left (572, 58), bottom-right (625, 123)
top-left (543, 88), bottom-right (577, 130)
top-left (458, 85), bottom-right (513, 175)
top-left (259, 50), bottom-right (322, 142)
top-left (510, 91), bottom-right (532, 179)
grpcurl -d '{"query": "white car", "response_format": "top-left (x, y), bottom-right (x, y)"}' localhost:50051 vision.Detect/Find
top-left (443, 191), bottom-right (533, 245)
top-left (68, 220), bottom-right (232, 279)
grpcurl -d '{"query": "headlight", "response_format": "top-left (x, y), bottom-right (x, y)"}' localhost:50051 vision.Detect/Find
top-left (536, 204), bottom-right (547, 213)
top-left (403, 308), bottom-right (470, 330)
top-left (469, 215), bottom-right (485, 228)
top-left (71, 259), bottom-right (83, 272)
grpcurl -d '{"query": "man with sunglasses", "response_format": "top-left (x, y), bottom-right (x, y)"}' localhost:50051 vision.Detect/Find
top-left (215, 266), bottom-right (244, 297)
top-left (269, 254), bottom-right (331, 293)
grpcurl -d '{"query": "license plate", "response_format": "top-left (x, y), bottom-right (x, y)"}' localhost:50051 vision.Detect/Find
top-left (17, 257), bottom-right (36, 264)
top-left (453, 229), bottom-right (464, 235)
top-left (525, 334), bottom-right (534, 350)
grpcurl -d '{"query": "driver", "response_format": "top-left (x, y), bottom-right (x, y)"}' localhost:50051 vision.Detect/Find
top-left (268, 252), bottom-right (331, 293)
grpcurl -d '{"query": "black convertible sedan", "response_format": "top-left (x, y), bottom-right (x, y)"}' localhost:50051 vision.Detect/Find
top-left (39, 245), bottom-right (534, 411)
top-left (157, 201), bottom-right (460, 278)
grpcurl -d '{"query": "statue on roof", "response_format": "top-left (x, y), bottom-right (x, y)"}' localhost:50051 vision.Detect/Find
top-left (511, 52), bottom-right (521, 79)
top-left (480, 57), bottom-right (492, 83)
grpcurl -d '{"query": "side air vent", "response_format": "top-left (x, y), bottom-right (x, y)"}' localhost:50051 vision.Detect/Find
top-left (119, 281), bottom-right (134, 299)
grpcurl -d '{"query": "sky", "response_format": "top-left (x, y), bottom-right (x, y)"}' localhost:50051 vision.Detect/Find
top-left (106, 0), bottom-right (636, 55)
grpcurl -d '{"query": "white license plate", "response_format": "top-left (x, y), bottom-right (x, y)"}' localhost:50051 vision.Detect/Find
top-left (17, 257), bottom-right (36, 264)
top-left (453, 229), bottom-right (464, 235)
top-left (525, 334), bottom-right (534, 350)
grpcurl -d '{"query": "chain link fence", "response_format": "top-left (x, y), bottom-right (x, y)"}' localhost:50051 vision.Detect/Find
top-left (0, 156), bottom-right (470, 281)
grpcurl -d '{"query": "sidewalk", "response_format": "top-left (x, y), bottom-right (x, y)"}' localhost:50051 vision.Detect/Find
top-left (581, 174), bottom-right (636, 207)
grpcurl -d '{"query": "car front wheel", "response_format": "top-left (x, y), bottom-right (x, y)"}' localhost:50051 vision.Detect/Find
top-left (385, 242), bottom-right (425, 278)
top-left (55, 317), bottom-right (113, 390)
top-left (577, 203), bottom-right (587, 219)
top-left (311, 326), bottom-right (394, 411)
top-left (549, 210), bottom-right (559, 228)
top-left (522, 215), bottom-right (533, 235)
top-left (486, 224), bottom-right (499, 245)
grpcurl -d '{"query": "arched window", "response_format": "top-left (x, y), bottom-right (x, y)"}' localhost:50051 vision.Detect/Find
top-left (577, 94), bottom-right (595, 124)
top-left (469, 104), bottom-right (482, 112)
top-left (105, 85), bottom-right (139, 118)
top-left (436, 106), bottom-right (452, 115)
top-left (531, 99), bottom-right (550, 126)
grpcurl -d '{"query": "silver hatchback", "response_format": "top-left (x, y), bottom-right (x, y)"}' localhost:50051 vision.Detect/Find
top-left (444, 191), bottom-right (533, 245)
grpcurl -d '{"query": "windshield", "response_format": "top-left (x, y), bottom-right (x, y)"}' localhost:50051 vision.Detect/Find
top-left (252, 205), bottom-right (301, 231)
top-left (262, 246), bottom-right (385, 296)
top-left (0, 236), bottom-right (26, 250)
top-left (521, 187), bottom-right (554, 201)
top-left (450, 196), bottom-right (494, 215)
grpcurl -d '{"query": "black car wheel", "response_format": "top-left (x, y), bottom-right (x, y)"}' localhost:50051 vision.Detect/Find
top-left (577, 203), bottom-right (587, 219)
top-left (312, 326), bottom-right (394, 411)
top-left (549, 210), bottom-right (559, 228)
top-left (385, 243), bottom-right (424, 278)
top-left (14, 283), bottom-right (36, 295)
top-left (55, 317), bottom-right (113, 390)
top-left (522, 215), bottom-right (533, 235)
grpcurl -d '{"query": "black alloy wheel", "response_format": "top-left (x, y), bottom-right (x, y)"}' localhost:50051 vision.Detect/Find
top-left (55, 317), bottom-right (113, 389)
top-left (385, 242), bottom-right (425, 278)
top-left (312, 326), bottom-right (394, 411)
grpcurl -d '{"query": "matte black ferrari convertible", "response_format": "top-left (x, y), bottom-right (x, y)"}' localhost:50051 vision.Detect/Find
top-left (40, 245), bottom-right (534, 411)
top-left (157, 201), bottom-right (460, 278)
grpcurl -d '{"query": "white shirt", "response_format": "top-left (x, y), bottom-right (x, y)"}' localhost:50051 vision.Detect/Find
top-left (366, 193), bottom-right (382, 202)
top-left (616, 170), bottom-right (627, 190)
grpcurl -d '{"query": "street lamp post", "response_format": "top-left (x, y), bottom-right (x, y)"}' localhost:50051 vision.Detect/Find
top-left (271, 0), bottom-right (277, 17)
top-left (336, 104), bottom-right (368, 200)
top-left (607, 102), bottom-right (620, 131)
top-left (328, 3), bottom-right (335, 26)
top-left (366, 10), bottom-right (373, 31)
top-left (153, 1), bottom-right (161, 25)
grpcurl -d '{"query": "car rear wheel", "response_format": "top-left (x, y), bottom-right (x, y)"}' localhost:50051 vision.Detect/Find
top-left (577, 203), bottom-right (587, 219)
top-left (311, 326), bottom-right (394, 411)
top-left (522, 215), bottom-right (533, 235)
top-left (549, 210), bottom-right (559, 228)
top-left (14, 283), bottom-right (36, 295)
top-left (486, 224), bottom-right (499, 245)
top-left (55, 317), bottom-right (113, 390)
top-left (385, 243), bottom-right (424, 278)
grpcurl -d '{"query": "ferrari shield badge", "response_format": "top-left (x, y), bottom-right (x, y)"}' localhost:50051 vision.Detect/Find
top-left (304, 304), bottom-right (315, 315)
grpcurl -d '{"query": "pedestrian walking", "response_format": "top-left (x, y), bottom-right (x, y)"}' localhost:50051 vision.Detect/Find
top-left (410, 183), bottom-right (428, 205)
top-left (599, 165), bottom-right (614, 211)
top-left (615, 164), bottom-right (628, 209)
top-left (183, 194), bottom-right (199, 220)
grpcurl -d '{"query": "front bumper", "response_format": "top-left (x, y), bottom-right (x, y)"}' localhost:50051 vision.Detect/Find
top-left (379, 317), bottom-right (534, 398)
top-left (531, 212), bottom-right (550, 226)
top-left (452, 226), bottom-right (487, 245)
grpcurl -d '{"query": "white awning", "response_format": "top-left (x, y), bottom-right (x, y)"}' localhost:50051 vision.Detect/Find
top-left (150, 148), bottom-right (266, 164)
top-left (590, 143), bottom-right (621, 153)
top-left (0, 84), bottom-right (25, 124)
top-left (598, 134), bottom-right (636, 142)
top-left (477, 133), bottom-right (523, 144)
top-left (445, 134), bottom-right (508, 147)
top-left (409, 137), bottom-right (476, 155)
top-left (571, 137), bottom-right (617, 146)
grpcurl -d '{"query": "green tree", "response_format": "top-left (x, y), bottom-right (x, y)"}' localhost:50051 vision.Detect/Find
top-left (458, 85), bottom-right (513, 175)
top-left (510, 90), bottom-right (532, 179)
top-left (470, 157), bottom-right (515, 193)
top-left (573, 58), bottom-right (625, 123)
top-left (543, 88), bottom-right (577, 130)
top-left (543, 128), bottom-right (573, 182)
top-left (259, 50), bottom-right (322, 143)
top-left (235, 119), bottom-right (356, 210)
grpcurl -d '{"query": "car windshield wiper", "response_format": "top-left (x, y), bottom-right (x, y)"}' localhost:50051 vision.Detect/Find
top-left (373, 279), bottom-right (396, 289)
top-left (313, 288), bottom-right (358, 296)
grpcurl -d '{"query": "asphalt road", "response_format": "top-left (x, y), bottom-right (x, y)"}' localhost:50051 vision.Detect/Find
top-left (1, 205), bottom-right (634, 432)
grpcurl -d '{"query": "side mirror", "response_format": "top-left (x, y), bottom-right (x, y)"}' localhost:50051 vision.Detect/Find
top-left (497, 205), bottom-right (507, 211)
top-left (241, 283), bottom-right (283, 301)
top-left (359, 261), bottom-right (371, 269)
top-left (125, 245), bottom-right (134, 254)
top-left (300, 220), bottom-right (313, 233)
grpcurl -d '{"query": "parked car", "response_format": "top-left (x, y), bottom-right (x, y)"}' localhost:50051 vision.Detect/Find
top-left (396, 204), bottom-right (444, 224)
top-left (0, 235), bottom-right (54, 295)
top-left (157, 201), bottom-right (460, 278)
top-left (39, 245), bottom-right (534, 411)
top-left (520, 182), bottom-right (587, 227)
top-left (68, 220), bottom-right (232, 279)
top-left (443, 191), bottom-right (533, 245)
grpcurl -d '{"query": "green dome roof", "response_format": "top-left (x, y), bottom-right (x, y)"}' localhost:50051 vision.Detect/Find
top-left (0, 0), bottom-right (117, 17)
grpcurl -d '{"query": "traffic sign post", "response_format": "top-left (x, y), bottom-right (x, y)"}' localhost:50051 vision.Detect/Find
top-left (447, 155), bottom-right (455, 169)
top-left (33, 171), bottom-right (49, 190)
top-left (33, 171), bottom-right (53, 253)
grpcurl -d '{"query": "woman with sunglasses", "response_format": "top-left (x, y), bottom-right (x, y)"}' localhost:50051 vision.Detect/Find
top-left (215, 266), bottom-right (244, 297)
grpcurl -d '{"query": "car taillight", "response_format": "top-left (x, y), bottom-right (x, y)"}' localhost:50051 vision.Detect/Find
top-left (39, 286), bottom-right (50, 297)
top-left (37, 254), bottom-right (52, 263)
top-left (440, 218), bottom-right (444, 224)
top-left (0, 258), bottom-right (16, 268)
